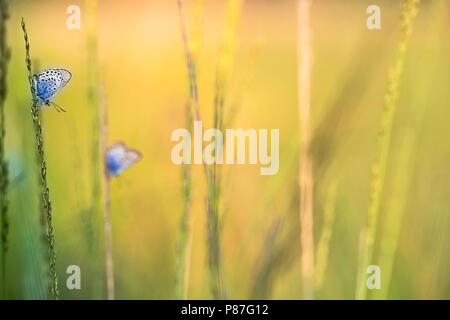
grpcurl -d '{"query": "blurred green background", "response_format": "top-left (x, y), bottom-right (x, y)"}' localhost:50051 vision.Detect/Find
top-left (1, 0), bottom-right (450, 299)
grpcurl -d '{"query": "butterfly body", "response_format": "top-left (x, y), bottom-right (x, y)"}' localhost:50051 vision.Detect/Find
top-left (106, 142), bottom-right (141, 176)
top-left (33, 68), bottom-right (72, 112)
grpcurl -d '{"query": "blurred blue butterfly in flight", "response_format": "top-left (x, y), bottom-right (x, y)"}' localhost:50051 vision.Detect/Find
top-left (33, 68), bottom-right (72, 112)
top-left (106, 142), bottom-right (142, 177)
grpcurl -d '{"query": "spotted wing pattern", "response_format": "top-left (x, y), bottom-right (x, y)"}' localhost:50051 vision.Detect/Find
top-left (33, 68), bottom-right (72, 104)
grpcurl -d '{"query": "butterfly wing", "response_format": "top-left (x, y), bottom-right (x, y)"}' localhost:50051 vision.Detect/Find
top-left (121, 149), bottom-right (141, 171)
top-left (106, 142), bottom-right (141, 176)
top-left (33, 69), bottom-right (72, 103)
top-left (106, 143), bottom-right (127, 176)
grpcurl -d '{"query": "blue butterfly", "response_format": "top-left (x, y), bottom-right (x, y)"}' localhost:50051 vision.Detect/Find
top-left (33, 68), bottom-right (72, 112)
top-left (106, 142), bottom-right (142, 177)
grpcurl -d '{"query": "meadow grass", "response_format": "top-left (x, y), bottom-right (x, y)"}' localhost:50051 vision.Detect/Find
top-left (223, 43), bottom-right (260, 129)
top-left (176, 0), bottom-right (243, 299)
top-left (175, 101), bottom-right (193, 300)
top-left (309, 44), bottom-right (383, 298)
top-left (297, 0), bottom-right (315, 299)
top-left (250, 218), bottom-right (283, 299)
top-left (0, 0), bottom-right (10, 299)
top-left (175, 0), bottom-right (199, 300)
top-left (375, 0), bottom-right (446, 299)
top-left (85, 0), bottom-right (105, 300)
top-left (315, 181), bottom-right (337, 291)
top-left (250, 181), bottom-right (301, 299)
top-left (3, 0), bottom-right (447, 301)
top-left (21, 18), bottom-right (59, 299)
top-left (250, 29), bottom-right (381, 301)
top-left (9, 58), bottom-right (47, 299)
top-left (375, 132), bottom-right (414, 299)
top-left (355, 0), bottom-right (421, 300)
top-left (175, 0), bottom-right (204, 300)
top-left (176, 0), bottom-right (222, 298)
top-left (98, 86), bottom-right (115, 300)
top-left (206, 0), bottom-right (243, 300)
top-left (86, 0), bottom-right (101, 224)
top-left (177, 0), bottom-right (201, 122)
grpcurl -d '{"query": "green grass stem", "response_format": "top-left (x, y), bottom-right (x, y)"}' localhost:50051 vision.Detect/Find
top-left (21, 18), bottom-right (59, 300)
top-left (355, 0), bottom-right (421, 300)
top-left (0, 0), bottom-right (10, 299)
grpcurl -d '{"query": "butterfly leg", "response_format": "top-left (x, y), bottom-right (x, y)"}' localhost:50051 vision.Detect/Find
top-left (56, 105), bottom-right (66, 112)
top-left (49, 101), bottom-right (66, 112)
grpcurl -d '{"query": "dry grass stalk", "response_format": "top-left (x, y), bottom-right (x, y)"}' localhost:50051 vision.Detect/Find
top-left (297, 0), bottom-right (315, 300)
top-left (98, 86), bottom-right (115, 300)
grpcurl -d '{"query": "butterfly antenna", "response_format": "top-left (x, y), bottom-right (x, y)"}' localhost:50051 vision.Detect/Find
top-left (49, 101), bottom-right (66, 112)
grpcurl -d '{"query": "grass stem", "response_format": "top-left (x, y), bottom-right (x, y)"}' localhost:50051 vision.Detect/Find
top-left (0, 0), bottom-right (10, 300)
top-left (175, 102), bottom-right (193, 300)
top-left (85, 0), bottom-right (104, 299)
top-left (175, 0), bottom-right (205, 300)
top-left (355, 0), bottom-right (421, 300)
top-left (98, 87), bottom-right (115, 300)
top-left (315, 182), bottom-right (337, 292)
top-left (177, 0), bottom-right (225, 299)
top-left (21, 18), bottom-right (59, 300)
top-left (297, 0), bottom-right (315, 300)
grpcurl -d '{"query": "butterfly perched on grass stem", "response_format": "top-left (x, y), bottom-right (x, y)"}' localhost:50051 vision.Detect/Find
top-left (106, 142), bottom-right (142, 177)
top-left (33, 68), bottom-right (72, 112)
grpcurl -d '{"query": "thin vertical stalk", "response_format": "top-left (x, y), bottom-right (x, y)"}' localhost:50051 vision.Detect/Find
top-left (103, 172), bottom-right (113, 301)
top-left (204, 180), bottom-right (225, 299)
top-left (297, 0), bottom-right (314, 300)
top-left (376, 1), bottom-right (445, 299)
top-left (99, 87), bottom-right (114, 300)
top-left (223, 43), bottom-right (261, 129)
top-left (355, 0), bottom-right (421, 300)
top-left (177, 0), bottom-right (224, 299)
top-left (175, 102), bottom-right (193, 300)
top-left (175, 0), bottom-right (204, 300)
top-left (0, 0), bottom-right (10, 299)
top-left (177, 0), bottom-right (201, 121)
top-left (213, 0), bottom-right (243, 203)
top-left (207, 0), bottom-right (243, 300)
top-left (103, 177), bottom-right (113, 300)
top-left (250, 218), bottom-right (283, 299)
top-left (86, 0), bottom-right (100, 201)
top-left (376, 133), bottom-right (414, 299)
top-left (315, 181), bottom-right (337, 292)
top-left (177, 0), bottom-right (242, 299)
top-left (85, 0), bottom-right (103, 299)
top-left (21, 18), bottom-right (59, 300)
